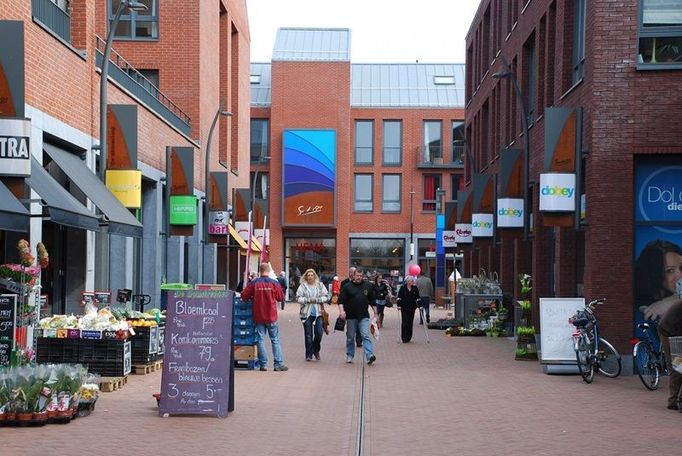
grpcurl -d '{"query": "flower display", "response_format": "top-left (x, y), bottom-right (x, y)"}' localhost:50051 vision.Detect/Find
top-left (0, 264), bottom-right (40, 287)
top-left (17, 239), bottom-right (35, 267)
top-left (37, 242), bottom-right (49, 269)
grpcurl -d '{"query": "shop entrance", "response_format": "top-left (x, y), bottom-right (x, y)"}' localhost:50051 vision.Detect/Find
top-left (285, 238), bottom-right (336, 299)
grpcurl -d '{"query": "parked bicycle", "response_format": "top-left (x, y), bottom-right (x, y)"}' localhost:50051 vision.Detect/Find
top-left (569, 298), bottom-right (622, 383)
top-left (632, 322), bottom-right (667, 390)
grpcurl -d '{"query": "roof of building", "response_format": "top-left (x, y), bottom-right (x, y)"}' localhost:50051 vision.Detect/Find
top-left (272, 28), bottom-right (351, 62)
top-left (250, 62), bottom-right (465, 108)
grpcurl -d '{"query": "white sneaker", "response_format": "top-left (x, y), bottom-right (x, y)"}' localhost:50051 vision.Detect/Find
top-left (346, 356), bottom-right (353, 363)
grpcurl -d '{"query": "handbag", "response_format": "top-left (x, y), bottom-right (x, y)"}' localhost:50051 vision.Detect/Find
top-left (334, 316), bottom-right (346, 332)
top-left (321, 303), bottom-right (330, 334)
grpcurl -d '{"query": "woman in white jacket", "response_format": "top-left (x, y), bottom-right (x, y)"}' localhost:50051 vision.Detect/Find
top-left (296, 268), bottom-right (329, 361)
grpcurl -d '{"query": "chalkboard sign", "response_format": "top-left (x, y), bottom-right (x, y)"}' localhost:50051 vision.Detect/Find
top-left (159, 290), bottom-right (233, 418)
top-left (0, 294), bottom-right (17, 368)
top-left (539, 297), bottom-right (584, 364)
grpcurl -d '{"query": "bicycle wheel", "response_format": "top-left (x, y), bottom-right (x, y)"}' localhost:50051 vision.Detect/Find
top-left (633, 341), bottom-right (660, 390)
top-left (597, 337), bottom-right (622, 378)
top-left (575, 333), bottom-right (594, 383)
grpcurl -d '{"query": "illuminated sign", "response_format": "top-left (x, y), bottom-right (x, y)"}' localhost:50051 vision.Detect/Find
top-left (106, 169), bottom-right (142, 208)
top-left (471, 213), bottom-right (494, 237)
top-left (454, 223), bottom-right (472, 244)
top-left (496, 198), bottom-right (524, 228)
top-left (539, 173), bottom-right (576, 212)
top-left (0, 118), bottom-right (30, 176)
top-left (169, 195), bottom-right (197, 225)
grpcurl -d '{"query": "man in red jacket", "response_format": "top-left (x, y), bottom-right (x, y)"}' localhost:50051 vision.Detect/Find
top-left (241, 262), bottom-right (288, 371)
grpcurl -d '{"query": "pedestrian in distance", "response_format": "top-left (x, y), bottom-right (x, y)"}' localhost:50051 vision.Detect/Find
top-left (416, 270), bottom-right (434, 325)
top-left (658, 299), bottom-right (682, 410)
top-left (296, 268), bottom-right (330, 361)
top-left (240, 262), bottom-right (288, 372)
top-left (277, 271), bottom-right (288, 310)
top-left (340, 266), bottom-right (363, 347)
top-left (339, 268), bottom-right (378, 365)
top-left (373, 273), bottom-right (391, 329)
top-left (397, 276), bottom-right (421, 343)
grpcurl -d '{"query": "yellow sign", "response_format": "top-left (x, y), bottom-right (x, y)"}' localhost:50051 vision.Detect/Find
top-left (106, 169), bottom-right (142, 208)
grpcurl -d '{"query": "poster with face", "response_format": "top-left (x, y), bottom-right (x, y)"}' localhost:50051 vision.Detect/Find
top-left (633, 160), bottom-right (682, 337)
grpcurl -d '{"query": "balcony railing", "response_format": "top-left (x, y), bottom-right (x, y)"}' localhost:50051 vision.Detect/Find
top-left (95, 36), bottom-right (192, 136)
top-left (32, 0), bottom-right (71, 43)
top-left (417, 145), bottom-right (464, 169)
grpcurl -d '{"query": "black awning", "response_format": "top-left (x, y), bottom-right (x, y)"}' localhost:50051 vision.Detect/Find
top-left (26, 157), bottom-right (101, 232)
top-left (43, 143), bottom-right (143, 238)
top-left (0, 179), bottom-right (29, 232)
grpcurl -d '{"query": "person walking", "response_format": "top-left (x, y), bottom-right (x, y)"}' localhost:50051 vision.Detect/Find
top-left (658, 299), bottom-right (682, 410)
top-left (240, 262), bottom-right (288, 372)
top-left (373, 273), bottom-right (391, 328)
top-left (339, 268), bottom-right (377, 365)
top-left (397, 276), bottom-right (421, 343)
top-left (277, 271), bottom-right (288, 310)
top-left (340, 266), bottom-right (363, 347)
top-left (416, 271), bottom-right (434, 325)
top-left (296, 268), bottom-right (329, 361)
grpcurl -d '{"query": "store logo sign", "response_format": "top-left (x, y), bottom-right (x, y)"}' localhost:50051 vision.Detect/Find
top-left (442, 230), bottom-right (457, 248)
top-left (472, 213), bottom-right (494, 237)
top-left (539, 173), bottom-right (576, 212)
top-left (169, 195), bottom-right (198, 225)
top-left (208, 211), bottom-right (229, 235)
top-left (0, 118), bottom-right (31, 176)
top-left (497, 198), bottom-right (524, 228)
top-left (454, 224), bottom-right (472, 244)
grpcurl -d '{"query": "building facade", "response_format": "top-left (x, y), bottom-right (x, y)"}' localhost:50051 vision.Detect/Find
top-left (249, 28), bottom-right (465, 293)
top-left (0, 0), bottom-right (250, 314)
top-left (464, 0), bottom-right (682, 358)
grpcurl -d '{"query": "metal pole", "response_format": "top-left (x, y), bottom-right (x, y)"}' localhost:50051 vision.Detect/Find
top-left (204, 108), bottom-right (231, 244)
top-left (409, 187), bottom-right (415, 260)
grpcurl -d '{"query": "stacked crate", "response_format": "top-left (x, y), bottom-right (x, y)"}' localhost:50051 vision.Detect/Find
top-left (36, 337), bottom-right (132, 377)
top-left (233, 296), bottom-right (257, 369)
top-left (130, 325), bottom-right (160, 365)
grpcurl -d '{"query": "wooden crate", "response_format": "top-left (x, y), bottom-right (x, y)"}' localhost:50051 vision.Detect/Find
top-left (234, 345), bottom-right (257, 360)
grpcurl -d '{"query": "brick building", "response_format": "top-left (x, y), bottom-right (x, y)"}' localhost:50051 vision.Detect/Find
top-left (249, 28), bottom-right (465, 293)
top-left (0, 0), bottom-right (250, 314)
top-left (464, 0), bottom-right (682, 360)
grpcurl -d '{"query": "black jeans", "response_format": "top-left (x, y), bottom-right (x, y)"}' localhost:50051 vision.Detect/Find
top-left (303, 315), bottom-right (323, 358)
top-left (400, 307), bottom-right (417, 342)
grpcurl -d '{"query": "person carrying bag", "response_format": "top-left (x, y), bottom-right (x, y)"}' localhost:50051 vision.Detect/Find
top-left (296, 268), bottom-right (329, 361)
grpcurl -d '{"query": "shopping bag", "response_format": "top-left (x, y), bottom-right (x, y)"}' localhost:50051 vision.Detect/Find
top-left (334, 316), bottom-right (346, 332)
top-left (370, 317), bottom-right (380, 341)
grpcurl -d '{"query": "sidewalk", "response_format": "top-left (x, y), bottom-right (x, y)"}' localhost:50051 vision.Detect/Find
top-left (2, 304), bottom-right (679, 455)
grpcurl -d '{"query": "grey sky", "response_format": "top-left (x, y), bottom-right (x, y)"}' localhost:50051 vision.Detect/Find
top-left (246, 0), bottom-right (481, 64)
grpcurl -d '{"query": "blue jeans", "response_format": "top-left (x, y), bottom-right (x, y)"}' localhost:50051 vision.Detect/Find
top-left (346, 318), bottom-right (373, 360)
top-left (255, 322), bottom-right (285, 368)
top-left (302, 315), bottom-right (323, 358)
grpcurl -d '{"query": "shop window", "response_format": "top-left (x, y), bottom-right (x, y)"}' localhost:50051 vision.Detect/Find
top-left (638, 0), bottom-right (682, 65)
top-left (422, 174), bottom-right (441, 211)
top-left (109, 0), bottom-right (158, 40)
top-left (354, 174), bottom-right (373, 212)
top-left (349, 238), bottom-right (404, 285)
top-left (382, 120), bottom-right (401, 165)
top-left (355, 120), bottom-right (373, 165)
top-left (382, 174), bottom-right (401, 213)
top-left (250, 119), bottom-right (269, 162)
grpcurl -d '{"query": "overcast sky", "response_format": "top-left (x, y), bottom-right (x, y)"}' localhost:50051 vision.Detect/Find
top-left (246, 0), bottom-right (482, 64)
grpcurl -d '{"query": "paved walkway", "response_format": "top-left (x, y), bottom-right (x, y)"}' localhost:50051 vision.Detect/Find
top-left (3, 304), bottom-right (680, 455)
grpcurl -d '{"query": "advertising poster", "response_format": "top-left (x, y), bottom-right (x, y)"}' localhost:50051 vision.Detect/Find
top-left (633, 160), bottom-right (682, 338)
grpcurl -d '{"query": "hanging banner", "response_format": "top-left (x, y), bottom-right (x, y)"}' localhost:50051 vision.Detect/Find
top-left (0, 21), bottom-right (25, 118)
top-left (539, 173), bottom-right (576, 212)
top-left (282, 129), bottom-right (336, 227)
top-left (107, 104), bottom-right (138, 169)
top-left (472, 213), bottom-right (494, 237)
top-left (166, 146), bottom-right (195, 236)
top-left (497, 197), bottom-right (524, 228)
top-left (455, 188), bottom-right (473, 244)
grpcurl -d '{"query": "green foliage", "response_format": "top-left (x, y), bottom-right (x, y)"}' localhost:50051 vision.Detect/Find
top-left (516, 326), bottom-right (536, 336)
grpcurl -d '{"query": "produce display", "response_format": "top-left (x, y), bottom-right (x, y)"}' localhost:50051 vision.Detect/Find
top-left (39, 308), bottom-right (131, 333)
top-left (0, 364), bottom-right (97, 426)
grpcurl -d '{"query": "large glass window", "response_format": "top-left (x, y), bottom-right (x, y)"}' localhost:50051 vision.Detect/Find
top-left (285, 238), bottom-right (337, 288)
top-left (355, 120), bottom-right (373, 164)
top-left (250, 119), bottom-right (269, 162)
top-left (422, 174), bottom-right (441, 211)
top-left (638, 0), bottom-right (682, 65)
top-left (423, 121), bottom-right (442, 163)
top-left (109, 0), bottom-right (158, 39)
top-left (354, 174), bottom-right (373, 212)
top-left (452, 121), bottom-right (465, 165)
top-left (382, 174), bottom-right (401, 212)
top-left (383, 120), bottom-right (402, 165)
top-left (572, 0), bottom-right (586, 81)
top-left (350, 238), bottom-right (404, 286)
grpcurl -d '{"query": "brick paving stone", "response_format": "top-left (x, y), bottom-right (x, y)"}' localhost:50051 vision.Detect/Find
top-left (2, 304), bottom-right (680, 455)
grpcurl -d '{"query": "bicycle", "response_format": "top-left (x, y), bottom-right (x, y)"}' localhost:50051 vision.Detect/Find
top-left (569, 298), bottom-right (622, 383)
top-left (632, 322), bottom-right (667, 390)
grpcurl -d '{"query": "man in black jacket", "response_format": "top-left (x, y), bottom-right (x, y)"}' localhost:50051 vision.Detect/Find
top-left (340, 267), bottom-right (363, 347)
top-left (277, 271), bottom-right (287, 310)
top-left (339, 268), bottom-right (377, 365)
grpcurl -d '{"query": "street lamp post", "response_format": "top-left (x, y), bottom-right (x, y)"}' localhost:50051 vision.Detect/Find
top-left (493, 56), bottom-right (530, 241)
top-left (409, 187), bottom-right (415, 260)
top-left (203, 108), bottom-right (232, 244)
top-left (95, 1), bottom-right (147, 291)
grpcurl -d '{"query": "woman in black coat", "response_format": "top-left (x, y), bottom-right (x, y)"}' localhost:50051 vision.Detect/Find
top-left (397, 276), bottom-right (421, 343)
